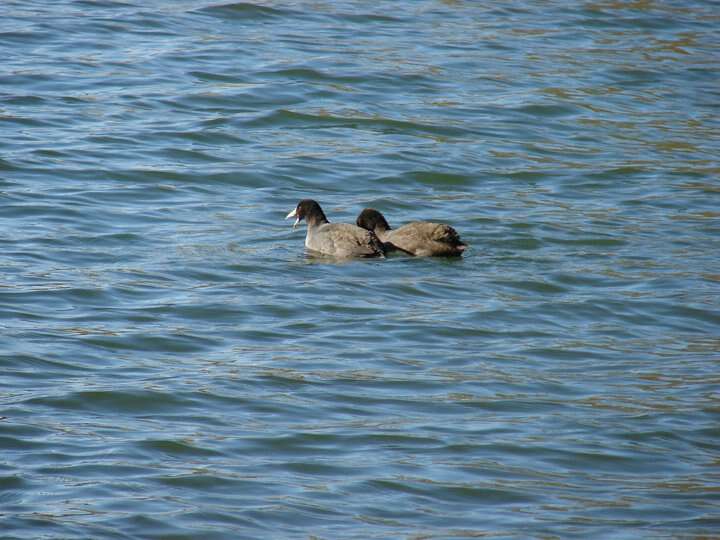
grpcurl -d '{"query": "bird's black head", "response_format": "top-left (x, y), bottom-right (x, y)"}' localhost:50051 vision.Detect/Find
top-left (286, 199), bottom-right (328, 228)
top-left (356, 208), bottom-right (391, 233)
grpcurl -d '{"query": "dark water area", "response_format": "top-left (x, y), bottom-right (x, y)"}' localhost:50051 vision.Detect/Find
top-left (1, 1), bottom-right (719, 538)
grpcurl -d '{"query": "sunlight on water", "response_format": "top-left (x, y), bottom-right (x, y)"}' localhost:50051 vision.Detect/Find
top-left (1, 1), bottom-right (719, 538)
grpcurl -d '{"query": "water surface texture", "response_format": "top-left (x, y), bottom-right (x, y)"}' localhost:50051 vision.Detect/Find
top-left (2, 1), bottom-right (719, 538)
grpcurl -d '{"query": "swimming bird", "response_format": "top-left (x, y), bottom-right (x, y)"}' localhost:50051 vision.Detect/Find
top-left (356, 208), bottom-right (467, 256)
top-left (286, 200), bottom-right (385, 258)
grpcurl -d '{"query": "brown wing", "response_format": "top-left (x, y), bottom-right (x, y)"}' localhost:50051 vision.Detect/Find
top-left (386, 222), bottom-right (466, 256)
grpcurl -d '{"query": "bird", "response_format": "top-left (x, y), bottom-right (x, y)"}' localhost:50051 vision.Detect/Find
top-left (356, 208), bottom-right (467, 256)
top-left (286, 200), bottom-right (385, 258)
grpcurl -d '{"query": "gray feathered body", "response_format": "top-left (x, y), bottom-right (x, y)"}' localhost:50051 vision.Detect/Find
top-left (306, 222), bottom-right (384, 258)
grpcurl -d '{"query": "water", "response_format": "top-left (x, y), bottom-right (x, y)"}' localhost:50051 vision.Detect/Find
top-left (1, 0), bottom-right (719, 538)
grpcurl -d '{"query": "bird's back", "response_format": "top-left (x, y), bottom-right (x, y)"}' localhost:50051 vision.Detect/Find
top-left (307, 222), bottom-right (384, 258)
top-left (385, 222), bottom-right (466, 256)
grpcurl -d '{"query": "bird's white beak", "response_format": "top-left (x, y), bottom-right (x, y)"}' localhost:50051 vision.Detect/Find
top-left (286, 208), bottom-right (300, 229)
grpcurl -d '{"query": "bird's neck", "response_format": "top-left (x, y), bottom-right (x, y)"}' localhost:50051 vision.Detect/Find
top-left (306, 212), bottom-right (329, 228)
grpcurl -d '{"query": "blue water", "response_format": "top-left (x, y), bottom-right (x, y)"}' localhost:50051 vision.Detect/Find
top-left (2, 1), bottom-right (719, 538)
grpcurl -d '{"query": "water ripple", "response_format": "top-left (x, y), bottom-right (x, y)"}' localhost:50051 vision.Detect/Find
top-left (1, 0), bottom-right (718, 538)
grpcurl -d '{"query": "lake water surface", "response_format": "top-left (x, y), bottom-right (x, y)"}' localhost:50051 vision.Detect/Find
top-left (1, 1), bottom-right (719, 538)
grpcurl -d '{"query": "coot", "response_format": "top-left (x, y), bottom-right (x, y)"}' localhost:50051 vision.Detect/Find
top-left (287, 200), bottom-right (385, 258)
top-left (356, 208), bottom-right (466, 256)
